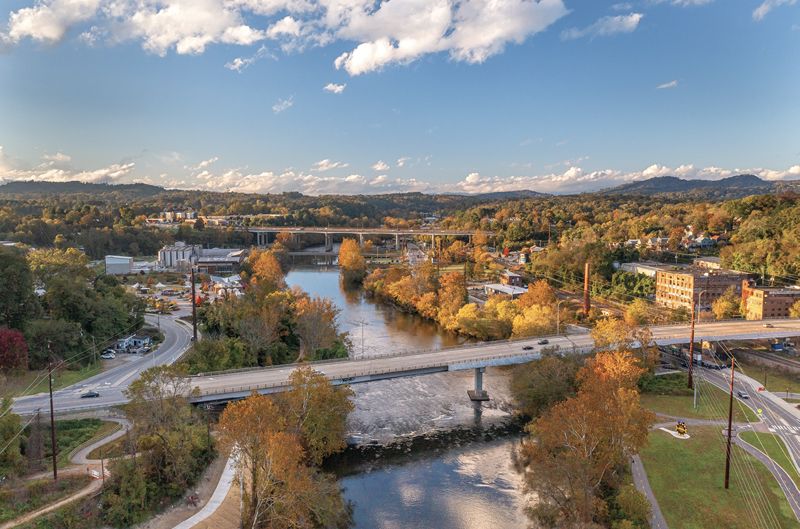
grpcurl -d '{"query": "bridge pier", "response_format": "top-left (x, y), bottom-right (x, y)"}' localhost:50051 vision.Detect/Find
top-left (324, 233), bottom-right (333, 252)
top-left (395, 233), bottom-right (400, 250)
top-left (358, 233), bottom-right (364, 247)
top-left (468, 367), bottom-right (489, 401)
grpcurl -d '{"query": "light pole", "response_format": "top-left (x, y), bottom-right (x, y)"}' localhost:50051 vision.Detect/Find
top-left (556, 299), bottom-right (566, 335)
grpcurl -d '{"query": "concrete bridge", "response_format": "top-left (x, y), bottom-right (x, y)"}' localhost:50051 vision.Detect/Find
top-left (189, 319), bottom-right (800, 404)
top-left (248, 226), bottom-right (486, 250)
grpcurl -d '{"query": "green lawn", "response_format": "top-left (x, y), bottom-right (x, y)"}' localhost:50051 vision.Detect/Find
top-left (85, 433), bottom-right (127, 460)
top-left (2, 363), bottom-right (102, 398)
top-left (740, 431), bottom-right (800, 489)
top-left (0, 475), bottom-right (89, 524)
top-left (640, 426), bottom-right (798, 529)
top-left (640, 379), bottom-right (758, 423)
top-left (736, 358), bottom-right (800, 396)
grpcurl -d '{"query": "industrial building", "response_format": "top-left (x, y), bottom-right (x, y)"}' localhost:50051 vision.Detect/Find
top-left (741, 280), bottom-right (800, 320)
top-left (655, 268), bottom-right (748, 312)
top-left (104, 255), bottom-right (133, 275)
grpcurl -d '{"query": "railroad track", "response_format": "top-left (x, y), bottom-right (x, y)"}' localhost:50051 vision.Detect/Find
top-left (738, 349), bottom-right (800, 371)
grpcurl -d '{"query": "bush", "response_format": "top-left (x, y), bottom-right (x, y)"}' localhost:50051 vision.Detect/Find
top-left (638, 372), bottom-right (692, 396)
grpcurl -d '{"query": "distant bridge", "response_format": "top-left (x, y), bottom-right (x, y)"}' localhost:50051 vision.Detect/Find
top-left (247, 226), bottom-right (489, 250)
top-left (188, 319), bottom-right (800, 404)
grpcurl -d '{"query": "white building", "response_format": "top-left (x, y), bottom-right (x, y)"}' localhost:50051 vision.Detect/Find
top-left (158, 242), bottom-right (201, 269)
top-left (620, 262), bottom-right (664, 278)
top-left (484, 283), bottom-right (528, 299)
top-left (105, 255), bottom-right (133, 275)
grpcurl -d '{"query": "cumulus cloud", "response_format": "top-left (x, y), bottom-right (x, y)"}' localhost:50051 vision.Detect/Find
top-left (753, 0), bottom-right (797, 21)
top-left (561, 13), bottom-right (643, 40)
top-left (272, 95), bottom-right (294, 113)
top-left (323, 82), bottom-right (346, 94)
top-left (657, 79), bottom-right (678, 89)
top-left (371, 160), bottom-right (390, 171)
top-left (2, 0), bottom-right (568, 75)
top-left (396, 156), bottom-right (410, 168)
top-left (186, 156), bottom-right (219, 170)
top-left (312, 158), bottom-right (348, 171)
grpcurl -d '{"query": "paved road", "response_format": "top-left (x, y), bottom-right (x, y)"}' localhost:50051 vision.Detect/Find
top-left (189, 319), bottom-right (800, 401)
top-left (12, 314), bottom-right (193, 415)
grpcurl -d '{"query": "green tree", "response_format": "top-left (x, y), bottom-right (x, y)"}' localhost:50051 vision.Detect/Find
top-left (0, 246), bottom-right (37, 330)
top-left (510, 355), bottom-right (581, 418)
top-left (0, 397), bottom-right (24, 477)
top-left (790, 299), bottom-right (800, 319)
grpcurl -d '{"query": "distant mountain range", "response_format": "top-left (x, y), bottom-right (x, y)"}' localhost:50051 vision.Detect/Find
top-left (601, 174), bottom-right (798, 198)
top-left (0, 180), bottom-right (165, 197)
top-left (0, 176), bottom-right (797, 201)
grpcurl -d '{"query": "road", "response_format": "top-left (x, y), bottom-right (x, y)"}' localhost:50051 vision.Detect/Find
top-left (12, 314), bottom-right (193, 416)
top-left (189, 319), bottom-right (800, 401)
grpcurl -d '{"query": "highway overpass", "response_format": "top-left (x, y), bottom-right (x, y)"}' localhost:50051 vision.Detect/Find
top-left (247, 226), bottom-right (488, 249)
top-left (188, 318), bottom-right (800, 404)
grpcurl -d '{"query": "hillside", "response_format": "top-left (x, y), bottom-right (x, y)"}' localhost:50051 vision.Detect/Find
top-left (0, 180), bottom-right (166, 198)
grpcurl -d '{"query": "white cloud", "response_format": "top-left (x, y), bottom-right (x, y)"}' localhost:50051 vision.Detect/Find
top-left (561, 13), bottom-right (643, 40)
top-left (396, 156), bottom-right (410, 167)
top-left (272, 95), bottom-right (294, 113)
top-left (323, 82), bottom-right (346, 94)
top-left (753, 0), bottom-right (797, 21)
top-left (3, 0), bottom-right (569, 74)
top-left (312, 158), bottom-right (349, 171)
top-left (187, 156), bottom-right (219, 170)
top-left (43, 152), bottom-right (72, 162)
top-left (611, 2), bottom-right (633, 10)
top-left (372, 160), bottom-right (390, 171)
top-left (657, 79), bottom-right (678, 89)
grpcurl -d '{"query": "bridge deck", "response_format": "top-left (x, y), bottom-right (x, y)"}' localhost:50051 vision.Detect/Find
top-left (189, 319), bottom-right (800, 403)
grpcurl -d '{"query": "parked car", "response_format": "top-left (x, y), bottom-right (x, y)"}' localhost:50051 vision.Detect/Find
top-left (537, 339), bottom-right (549, 345)
top-left (763, 323), bottom-right (774, 328)
top-left (100, 352), bottom-right (116, 360)
top-left (80, 391), bottom-right (100, 398)
top-left (522, 345), bottom-right (534, 351)
top-left (737, 390), bottom-right (750, 399)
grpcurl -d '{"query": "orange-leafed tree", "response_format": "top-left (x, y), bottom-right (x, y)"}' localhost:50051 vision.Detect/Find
top-left (293, 295), bottom-right (340, 360)
top-left (249, 250), bottom-right (285, 291)
top-left (338, 238), bottom-right (366, 284)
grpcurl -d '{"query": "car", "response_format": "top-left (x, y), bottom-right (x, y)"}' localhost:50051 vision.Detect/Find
top-left (737, 390), bottom-right (750, 399)
top-left (522, 345), bottom-right (534, 351)
top-left (537, 339), bottom-right (549, 345)
top-left (763, 323), bottom-right (774, 328)
top-left (80, 391), bottom-right (100, 398)
top-left (100, 352), bottom-right (115, 360)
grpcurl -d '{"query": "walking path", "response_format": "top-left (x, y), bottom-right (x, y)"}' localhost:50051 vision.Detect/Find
top-left (173, 457), bottom-right (237, 529)
top-left (72, 417), bottom-right (131, 464)
top-left (0, 479), bottom-right (102, 529)
top-left (630, 454), bottom-right (668, 529)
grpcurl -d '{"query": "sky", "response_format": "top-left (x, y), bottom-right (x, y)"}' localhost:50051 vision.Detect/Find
top-left (0, 0), bottom-right (799, 195)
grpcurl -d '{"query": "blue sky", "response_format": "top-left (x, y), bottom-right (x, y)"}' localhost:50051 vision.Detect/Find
top-left (0, 0), bottom-right (798, 194)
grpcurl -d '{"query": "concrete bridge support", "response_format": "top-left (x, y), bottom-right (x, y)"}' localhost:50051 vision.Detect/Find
top-left (324, 233), bottom-right (333, 252)
top-left (468, 367), bottom-right (489, 401)
top-left (359, 233), bottom-right (364, 247)
top-left (395, 233), bottom-right (400, 250)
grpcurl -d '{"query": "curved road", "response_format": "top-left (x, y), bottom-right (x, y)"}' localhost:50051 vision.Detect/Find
top-left (12, 314), bottom-right (193, 416)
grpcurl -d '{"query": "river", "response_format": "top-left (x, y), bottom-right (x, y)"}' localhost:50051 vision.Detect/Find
top-left (286, 267), bottom-right (530, 529)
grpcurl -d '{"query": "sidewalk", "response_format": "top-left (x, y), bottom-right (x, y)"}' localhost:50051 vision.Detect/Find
top-left (173, 457), bottom-right (239, 529)
top-left (630, 454), bottom-right (668, 529)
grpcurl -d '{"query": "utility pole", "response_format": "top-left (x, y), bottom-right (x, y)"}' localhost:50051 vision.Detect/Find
top-left (100, 445), bottom-right (105, 486)
top-left (191, 267), bottom-right (198, 342)
top-left (583, 261), bottom-right (591, 316)
top-left (724, 355), bottom-right (736, 490)
top-left (688, 302), bottom-right (696, 389)
top-left (47, 348), bottom-right (58, 481)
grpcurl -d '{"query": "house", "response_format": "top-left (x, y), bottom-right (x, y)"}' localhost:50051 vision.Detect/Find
top-left (116, 335), bottom-right (135, 351)
top-left (645, 237), bottom-right (670, 251)
top-left (131, 335), bottom-right (152, 348)
top-left (500, 270), bottom-right (524, 287)
top-left (693, 256), bottom-right (722, 270)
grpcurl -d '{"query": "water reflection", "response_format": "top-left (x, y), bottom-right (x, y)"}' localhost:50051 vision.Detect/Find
top-left (339, 438), bottom-right (528, 529)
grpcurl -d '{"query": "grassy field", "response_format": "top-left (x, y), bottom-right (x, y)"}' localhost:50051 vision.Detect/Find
top-left (736, 358), bottom-right (800, 396)
top-left (740, 431), bottom-right (800, 489)
top-left (640, 378), bottom-right (758, 423)
top-left (2, 363), bottom-right (103, 398)
top-left (640, 426), bottom-right (798, 529)
top-left (86, 434), bottom-right (127, 460)
top-left (24, 419), bottom-right (116, 470)
top-left (0, 475), bottom-right (89, 524)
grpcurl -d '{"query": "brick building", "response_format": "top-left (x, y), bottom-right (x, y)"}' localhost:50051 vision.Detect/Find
top-left (655, 268), bottom-right (748, 312)
top-left (741, 280), bottom-right (800, 320)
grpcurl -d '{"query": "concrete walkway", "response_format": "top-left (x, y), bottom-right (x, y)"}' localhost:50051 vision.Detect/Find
top-left (0, 479), bottom-right (102, 529)
top-left (173, 457), bottom-right (238, 529)
top-left (630, 454), bottom-right (669, 529)
top-left (72, 417), bottom-right (131, 464)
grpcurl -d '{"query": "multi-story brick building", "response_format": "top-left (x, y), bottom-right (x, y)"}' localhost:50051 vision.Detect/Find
top-left (655, 268), bottom-right (748, 312)
top-left (741, 280), bottom-right (800, 320)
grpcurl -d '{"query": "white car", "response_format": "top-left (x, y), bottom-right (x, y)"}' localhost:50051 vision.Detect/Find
top-left (100, 352), bottom-right (116, 359)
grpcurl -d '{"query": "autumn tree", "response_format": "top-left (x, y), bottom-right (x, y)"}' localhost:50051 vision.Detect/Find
top-left (510, 355), bottom-right (581, 418)
top-left (791, 299), bottom-right (800, 319)
top-left (0, 398), bottom-right (24, 477)
top-left (517, 279), bottom-right (557, 309)
top-left (624, 299), bottom-right (652, 327)
top-left (338, 238), bottom-right (366, 284)
top-left (512, 304), bottom-right (556, 338)
top-left (277, 366), bottom-right (355, 465)
top-left (293, 295), bottom-right (341, 360)
top-left (591, 317), bottom-right (634, 350)
top-left (249, 250), bottom-right (286, 291)
top-left (27, 247), bottom-right (91, 285)
top-left (712, 286), bottom-right (741, 320)
top-left (218, 381), bottom-right (351, 529)
top-left (437, 271), bottom-right (467, 330)
top-left (0, 327), bottom-right (28, 372)
top-left (519, 351), bottom-right (654, 527)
